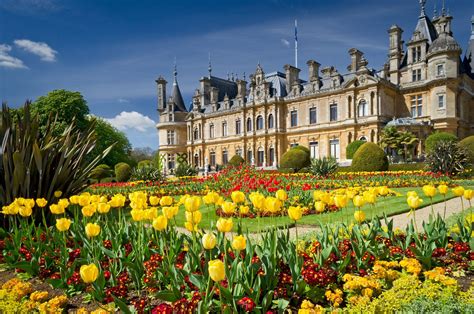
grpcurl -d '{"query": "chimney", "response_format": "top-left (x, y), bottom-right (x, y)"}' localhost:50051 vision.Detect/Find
top-left (210, 87), bottom-right (219, 104)
top-left (156, 76), bottom-right (167, 112)
top-left (388, 25), bottom-right (403, 84)
top-left (306, 60), bottom-right (321, 82)
top-left (348, 48), bottom-right (363, 72)
top-left (284, 64), bottom-right (301, 95)
top-left (236, 79), bottom-right (247, 99)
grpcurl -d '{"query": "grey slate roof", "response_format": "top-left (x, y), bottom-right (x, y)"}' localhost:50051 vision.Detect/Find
top-left (209, 76), bottom-right (238, 102)
top-left (411, 14), bottom-right (438, 44)
top-left (170, 81), bottom-right (187, 112)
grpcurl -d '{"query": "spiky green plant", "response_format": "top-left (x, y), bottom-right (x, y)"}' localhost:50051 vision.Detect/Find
top-left (426, 141), bottom-right (469, 175)
top-left (308, 157), bottom-right (339, 178)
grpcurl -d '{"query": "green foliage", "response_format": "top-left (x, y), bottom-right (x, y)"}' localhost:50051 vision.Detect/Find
top-left (89, 164), bottom-right (113, 181)
top-left (129, 147), bottom-right (155, 166)
top-left (425, 131), bottom-right (458, 152)
top-left (388, 163), bottom-right (427, 171)
top-left (100, 177), bottom-right (116, 183)
top-left (308, 157), bottom-right (338, 177)
top-left (346, 140), bottom-right (365, 159)
top-left (30, 89), bottom-right (90, 136)
top-left (0, 103), bottom-right (112, 210)
top-left (228, 155), bottom-right (245, 167)
top-left (130, 165), bottom-right (162, 182)
top-left (459, 135), bottom-right (474, 167)
top-left (88, 117), bottom-right (132, 168)
top-left (279, 147), bottom-right (311, 172)
top-left (114, 162), bottom-right (132, 182)
top-left (137, 160), bottom-right (153, 168)
top-left (351, 142), bottom-right (389, 171)
top-left (174, 161), bottom-right (198, 177)
top-left (426, 141), bottom-right (469, 175)
top-left (379, 126), bottom-right (419, 161)
top-left (291, 145), bottom-right (310, 155)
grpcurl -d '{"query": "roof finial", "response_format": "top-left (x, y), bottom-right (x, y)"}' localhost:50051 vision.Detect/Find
top-left (173, 57), bottom-right (178, 84)
top-left (441, 0), bottom-right (446, 16)
top-left (243, 72), bottom-right (246, 81)
top-left (433, 3), bottom-right (437, 18)
top-left (208, 52), bottom-right (212, 79)
top-left (419, 0), bottom-right (426, 17)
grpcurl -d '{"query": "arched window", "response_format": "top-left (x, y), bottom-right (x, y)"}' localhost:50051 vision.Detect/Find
top-left (209, 124), bottom-right (214, 139)
top-left (210, 151), bottom-right (216, 166)
top-left (193, 128), bottom-right (199, 140)
top-left (268, 114), bottom-right (274, 129)
top-left (247, 118), bottom-right (252, 132)
top-left (222, 150), bottom-right (228, 165)
top-left (222, 121), bottom-right (227, 137)
top-left (359, 136), bottom-right (367, 142)
top-left (257, 147), bottom-right (264, 166)
top-left (358, 100), bottom-right (368, 117)
top-left (256, 115), bottom-right (264, 130)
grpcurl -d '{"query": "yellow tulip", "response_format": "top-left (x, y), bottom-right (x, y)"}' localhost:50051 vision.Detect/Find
top-left (149, 196), bottom-right (160, 206)
top-left (97, 202), bottom-right (111, 214)
top-left (184, 221), bottom-right (198, 232)
top-left (353, 195), bottom-right (365, 208)
top-left (221, 201), bottom-right (237, 215)
top-left (54, 190), bottom-right (62, 198)
top-left (275, 189), bottom-right (288, 202)
top-left (19, 206), bottom-right (32, 217)
top-left (56, 218), bottom-right (72, 232)
top-left (152, 215), bottom-right (168, 231)
top-left (232, 235), bottom-right (246, 251)
top-left (69, 195), bottom-right (80, 204)
top-left (81, 204), bottom-right (96, 217)
top-left (464, 189), bottom-right (473, 200)
top-left (406, 191), bottom-right (418, 198)
top-left (250, 193), bottom-right (265, 210)
top-left (208, 259), bottom-right (225, 282)
top-left (334, 195), bottom-right (348, 208)
top-left (231, 191), bottom-right (246, 204)
top-left (288, 206), bottom-right (303, 221)
top-left (319, 192), bottom-right (332, 205)
top-left (58, 199), bottom-right (69, 209)
top-left (216, 218), bottom-right (233, 233)
top-left (36, 198), bottom-right (47, 208)
top-left (50, 204), bottom-right (65, 215)
top-left (452, 186), bottom-right (465, 197)
top-left (160, 196), bottom-right (174, 206)
top-left (80, 264), bottom-right (99, 284)
top-left (85, 223), bottom-right (101, 238)
top-left (264, 196), bottom-right (282, 213)
top-left (239, 205), bottom-right (249, 215)
top-left (130, 209), bottom-right (145, 221)
top-left (184, 196), bottom-right (201, 212)
top-left (162, 206), bottom-right (178, 219)
top-left (438, 184), bottom-right (449, 195)
top-left (185, 210), bottom-right (202, 224)
top-left (377, 186), bottom-right (389, 196)
top-left (422, 185), bottom-right (437, 198)
top-left (354, 210), bottom-right (365, 223)
top-left (407, 196), bottom-right (423, 209)
top-left (315, 201), bottom-right (326, 213)
top-left (363, 191), bottom-right (376, 205)
top-left (202, 233), bottom-right (217, 250)
top-left (203, 191), bottom-right (220, 205)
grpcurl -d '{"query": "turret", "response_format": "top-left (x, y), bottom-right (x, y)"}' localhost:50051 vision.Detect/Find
top-left (388, 25), bottom-right (403, 84)
top-left (156, 76), bottom-right (167, 112)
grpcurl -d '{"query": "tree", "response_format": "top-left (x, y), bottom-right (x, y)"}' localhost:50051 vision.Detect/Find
top-left (88, 117), bottom-right (132, 167)
top-left (130, 147), bottom-right (155, 165)
top-left (379, 126), bottom-right (418, 162)
top-left (30, 89), bottom-right (90, 135)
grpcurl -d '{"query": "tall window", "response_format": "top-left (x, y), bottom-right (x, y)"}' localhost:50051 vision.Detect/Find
top-left (412, 69), bottom-right (421, 82)
top-left (358, 100), bottom-right (368, 117)
top-left (438, 94), bottom-right (445, 108)
top-left (210, 152), bottom-right (216, 166)
top-left (247, 118), bottom-right (252, 132)
top-left (167, 130), bottom-right (175, 145)
top-left (247, 150), bottom-right (253, 163)
top-left (209, 124), bottom-right (214, 139)
top-left (222, 121), bottom-right (227, 137)
top-left (330, 104), bottom-right (338, 121)
top-left (309, 107), bottom-right (317, 124)
top-left (329, 139), bottom-right (340, 160)
top-left (256, 115), bottom-right (264, 130)
top-left (437, 64), bottom-right (445, 76)
top-left (411, 95), bottom-right (423, 117)
top-left (222, 150), bottom-right (228, 165)
top-left (412, 46), bottom-right (421, 62)
top-left (290, 110), bottom-right (298, 127)
top-left (309, 142), bottom-right (319, 159)
top-left (235, 119), bottom-right (241, 134)
top-left (257, 149), bottom-right (264, 167)
top-left (269, 147), bottom-right (275, 165)
top-left (268, 114), bottom-right (274, 129)
top-left (193, 128), bottom-right (199, 140)
top-left (167, 154), bottom-right (175, 170)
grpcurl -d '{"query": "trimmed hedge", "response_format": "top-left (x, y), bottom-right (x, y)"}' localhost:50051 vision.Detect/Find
top-left (279, 147), bottom-right (311, 172)
top-left (460, 135), bottom-right (474, 167)
top-left (228, 155), bottom-right (245, 167)
top-left (115, 162), bottom-right (132, 182)
top-left (351, 142), bottom-right (388, 171)
top-left (388, 163), bottom-right (426, 171)
top-left (346, 140), bottom-right (366, 159)
top-left (292, 145), bottom-right (310, 155)
top-left (89, 164), bottom-right (113, 181)
top-left (425, 132), bottom-right (458, 152)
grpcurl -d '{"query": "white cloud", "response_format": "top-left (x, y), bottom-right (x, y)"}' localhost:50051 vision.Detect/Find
top-left (14, 39), bottom-right (57, 62)
top-left (0, 44), bottom-right (28, 69)
top-left (106, 111), bottom-right (156, 133)
top-left (117, 98), bottom-right (130, 103)
top-left (280, 38), bottom-right (290, 48)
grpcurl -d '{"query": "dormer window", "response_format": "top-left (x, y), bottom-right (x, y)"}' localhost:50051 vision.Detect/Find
top-left (412, 46), bottom-right (422, 62)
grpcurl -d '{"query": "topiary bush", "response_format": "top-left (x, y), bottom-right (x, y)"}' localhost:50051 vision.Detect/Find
top-left (279, 147), bottom-right (311, 172)
top-left (388, 163), bottom-right (427, 171)
top-left (114, 162), bottom-right (132, 182)
top-left (459, 135), bottom-right (474, 167)
top-left (89, 164), bottom-right (114, 182)
top-left (228, 155), bottom-right (245, 167)
top-left (346, 140), bottom-right (366, 159)
top-left (426, 141), bottom-right (469, 175)
top-left (351, 142), bottom-right (388, 172)
top-left (137, 160), bottom-right (153, 168)
top-left (425, 132), bottom-right (458, 152)
top-left (292, 145), bottom-right (310, 156)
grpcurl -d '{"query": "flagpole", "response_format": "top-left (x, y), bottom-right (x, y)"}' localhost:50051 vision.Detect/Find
top-left (295, 19), bottom-right (298, 68)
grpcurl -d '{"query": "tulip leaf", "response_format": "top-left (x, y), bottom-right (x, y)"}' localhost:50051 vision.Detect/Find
top-left (155, 290), bottom-right (180, 302)
top-left (113, 296), bottom-right (132, 314)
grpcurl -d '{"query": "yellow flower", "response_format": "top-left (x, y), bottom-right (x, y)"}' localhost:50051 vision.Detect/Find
top-left (232, 235), bottom-right (246, 251)
top-left (399, 258), bottom-right (422, 275)
top-left (30, 291), bottom-right (49, 302)
top-left (81, 204), bottom-right (96, 217)
top-left (363, 191), bottom-right (376, 205)
top-left (184, 196), bottom-right (201, 212)
top-left (160, 196), bottom-right (174, 206)
top-left (231, 191), bottom-right (246, 204)
top-left (50, 204), bottom-right (65, 215)
top-left (149, 196), bottom-right (160, 206)
top-left (377, 186), bottom-right (389, 196)
top-left (184, 221), bottom-right (198, 232)
top-left (131, 209), bottom-right (145, 221)
top-left (422, 185), bottom-right (437, 198)
top-left (406, 191), bottom-right (418, 198)
top-left (80, 264), bottom-right (99, 283)
top-left (239, 205), bottom-right (249, 215)
top-left (58, 198), bottom-right (69, 208)
top-left (250, 192), bottom-right (265, 210)
top-left (264, 196), bottom-right (282, 213)
top-left (19, 206), bottom-right (32, 217)
top-left (438, 184), bottom-right (449, 195)
top-left (208, 259), bottom-right (225, 282)
top-left (354, 210), bottom-right (366, 223)
top-left (203, 191), bottom-right (220, 204)
top-left (353, 195), bottom-right (365, 208)
top-left (288, 206), bottom-right (303, 221)
top-left (275, 189), bottom-right (288, 202)
top-left (221, 201), bottom-right (236, 215)
top-left (152, 215), bottom-right (168, 231)
top-left (334, 194), bottom-right (348, 208)
top-left (97, 202), bottom-right (111, 214)
top-left (36, 198), bottom-right (47, 208)
top-left (85, 223), bottom-right (101, 238)
top-left (407, 196), bottom-right (423, 209)
top-left (216, 218), bottom-right (233, 233)
top-left (55, 218), bottom-right (71, 232)
top-left (463, 189), bottom-right (473, 200)
top-left (54, 190), bottom-right (62, 198)
top-left (185, 210), bottom-right (202, 224)
top-left (452, 186), bottom-right (465, 197)
top-left (162, 206), bottom-right (178, 219)
top-left (314, 201), bottom-right (326, 213)
top-left (202, 233), bottom-right (216, 250)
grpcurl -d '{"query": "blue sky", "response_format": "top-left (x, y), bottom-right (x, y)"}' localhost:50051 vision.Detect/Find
top-left (1, 0), bottom-right (473, 149)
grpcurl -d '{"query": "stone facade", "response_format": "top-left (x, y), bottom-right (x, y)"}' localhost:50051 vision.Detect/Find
top-left (156, 5), bottom-right (474, 173)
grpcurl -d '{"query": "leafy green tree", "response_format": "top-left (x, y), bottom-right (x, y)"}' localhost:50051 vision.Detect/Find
top-left (379, 126), bottom-right (418, 162)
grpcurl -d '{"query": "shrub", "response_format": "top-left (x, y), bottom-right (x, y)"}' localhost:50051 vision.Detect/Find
top-left (292, 145), bottom-right (310, 155)
top-left (346, 140), bottom-right (366, 159)
top-left (115, 162), bottom-right (132, 182)
top-left (175, 162), bottom-right (198, 177)
top-left (388, 163), bottom-right (427, 171)
top-left (309, 157), bottom-right (338, 177)
top-left (100, 177), bottom-right (116, 183)
top-left (228, 155), bottom-right (245, 167)
top-left (459, 135), bottom-right (474, 167)
top-left (137, 160), bottom-right (153, 168)
top-left (89, 164), bottom-right (113, 181)
top-left (130, 165), bottom-right (163, 182)
top-left (425, 132), bottom-right (458, 152)
top-left (279, 147), bottom-right (311, 172)
top-left (351, 142), bottom-right (388, 171)
top-left (426, 141), bottom-right (469, 175)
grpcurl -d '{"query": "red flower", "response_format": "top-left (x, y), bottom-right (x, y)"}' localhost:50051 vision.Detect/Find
top-left (238, 297), bottom-right (256, 312)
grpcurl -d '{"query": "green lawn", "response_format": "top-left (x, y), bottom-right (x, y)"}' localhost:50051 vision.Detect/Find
top-left (172, 185), bottom-right (474, 233)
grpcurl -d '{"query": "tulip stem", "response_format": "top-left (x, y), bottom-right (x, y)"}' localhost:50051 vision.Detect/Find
top-left (443, 195), bottom-right (447, 219)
